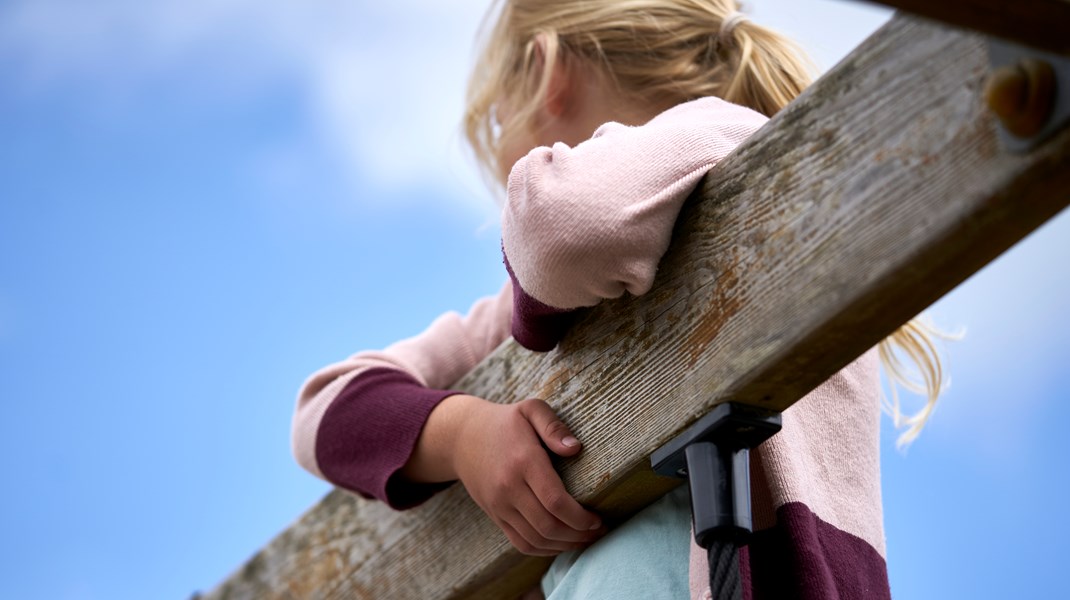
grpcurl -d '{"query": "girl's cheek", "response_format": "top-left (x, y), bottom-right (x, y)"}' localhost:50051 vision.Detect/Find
top-left (497, 133), bottom-right (534, 184)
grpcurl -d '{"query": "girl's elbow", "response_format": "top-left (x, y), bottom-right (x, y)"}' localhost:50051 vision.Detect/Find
top-left (621, 259), bottom-right (660, 297)
top-left (290, 407), bottom-right (327, 480)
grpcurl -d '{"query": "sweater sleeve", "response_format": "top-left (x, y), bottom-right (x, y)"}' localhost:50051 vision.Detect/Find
top-left (291, 281), bottom-right (513, 509)
top-left (502, 97), bottom-right (768, 351)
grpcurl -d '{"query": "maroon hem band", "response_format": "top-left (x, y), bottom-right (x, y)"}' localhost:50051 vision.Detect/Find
top-left (504, 253), bottom-right (576, 352)
top-left (741, 501), bottom-right (891, 600)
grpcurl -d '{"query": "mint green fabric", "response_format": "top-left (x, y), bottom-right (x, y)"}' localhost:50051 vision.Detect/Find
top-left (541, 485), bottom-right (692, 599)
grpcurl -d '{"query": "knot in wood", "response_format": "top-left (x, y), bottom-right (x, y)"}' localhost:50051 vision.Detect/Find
top-left (984, 58), bottom-right (1056, 138)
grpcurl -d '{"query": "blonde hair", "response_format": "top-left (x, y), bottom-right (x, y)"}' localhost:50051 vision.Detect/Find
top-left (465, 0), bottom-right (952, 446)
top-left (879, 317), bottom-right (959, 448)
top-left (465, 0), bottom-right (813, 183)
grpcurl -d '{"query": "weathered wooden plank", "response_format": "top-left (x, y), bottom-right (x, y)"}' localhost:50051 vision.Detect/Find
top-left (865, 0), bottom-right (1070, 54)
top-left (203, 14), bottom-right (1070, 600)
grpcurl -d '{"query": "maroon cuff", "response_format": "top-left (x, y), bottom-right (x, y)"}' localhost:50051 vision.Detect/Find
top-left (503, 252), bottom-right (576, 352)
top-left (315, 367), bottom-right (458, 509)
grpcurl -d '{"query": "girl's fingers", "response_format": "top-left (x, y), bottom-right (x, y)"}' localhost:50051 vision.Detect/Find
top-left (459, 399), bottom-right (603, 556)
top-left (517, 398), bottom-right (583, 457)
top-left (501, 508), bottom-right (580, 555)
top-left (497, 520), bottom-right (558, 557)
top-left (524, 451), bottom-right (602, 533)
top-left (513, 479), bottom-right (599, 544)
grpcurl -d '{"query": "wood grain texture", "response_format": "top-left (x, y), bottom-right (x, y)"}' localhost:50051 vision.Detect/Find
top-left (865, 0), bottom-right (1070, 54)
top-left (202, 15), bottom-right (1070, 600)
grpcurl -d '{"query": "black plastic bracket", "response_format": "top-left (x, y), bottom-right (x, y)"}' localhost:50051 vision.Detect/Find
top-left (651, 402), bottom-right (781, 548)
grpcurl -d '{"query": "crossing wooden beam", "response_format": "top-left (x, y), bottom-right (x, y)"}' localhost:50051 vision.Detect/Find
top-left (865, 0), bottom-right (1070, 53)
top-left (201, 14), bottom-right (1070, 600)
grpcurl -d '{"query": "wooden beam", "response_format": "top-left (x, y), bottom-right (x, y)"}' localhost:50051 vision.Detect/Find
top-left (202, 15), bottom-right (1070, 600)
top-left (863, 0), bottom-right (1070, 54)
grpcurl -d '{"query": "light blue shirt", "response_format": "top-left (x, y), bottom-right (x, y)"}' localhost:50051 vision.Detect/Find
top-left (542, 485), bottom-right (692, 599)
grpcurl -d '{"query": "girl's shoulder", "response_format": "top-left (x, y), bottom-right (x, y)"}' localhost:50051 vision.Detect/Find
top-left (647, 96), bottom-right (769, 130)
top-left (586, 96), bottom-right (769, 153)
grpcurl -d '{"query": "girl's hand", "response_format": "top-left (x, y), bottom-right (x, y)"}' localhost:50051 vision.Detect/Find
top-left (454, 397), bottom-right (604, 555)
top-left (401, 394), bottom-right (604, 555)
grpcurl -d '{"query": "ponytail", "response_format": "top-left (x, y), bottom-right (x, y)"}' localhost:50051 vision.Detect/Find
top-left (715, 16), bottom-right (813, 116)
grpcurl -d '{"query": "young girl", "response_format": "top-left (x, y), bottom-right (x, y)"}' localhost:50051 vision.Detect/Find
top-left (292, 0), bottom-right (946, 598)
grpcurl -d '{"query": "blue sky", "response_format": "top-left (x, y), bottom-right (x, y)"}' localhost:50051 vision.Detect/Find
top-left (1, 1), bottom-right (1067, 599)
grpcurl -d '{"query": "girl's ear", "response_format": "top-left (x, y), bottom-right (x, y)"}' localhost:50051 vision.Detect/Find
top-left (532, 33), bottom-right (572, 118)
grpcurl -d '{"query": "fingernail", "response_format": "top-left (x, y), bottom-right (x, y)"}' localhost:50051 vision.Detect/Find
top-left (562, 436), bottom-right (580, 448)
top-left (588, 520), bottom-right (602, 530)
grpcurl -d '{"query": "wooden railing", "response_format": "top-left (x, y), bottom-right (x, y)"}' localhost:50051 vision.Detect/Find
top-left (203, 3), bottom-right (1070, 599)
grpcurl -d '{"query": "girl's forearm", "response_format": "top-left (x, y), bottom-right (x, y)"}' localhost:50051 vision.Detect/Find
top-left (399, 393), bottom-right (485, 483)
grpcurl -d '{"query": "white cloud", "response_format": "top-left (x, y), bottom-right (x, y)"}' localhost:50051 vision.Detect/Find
top-left (0, 0), bottom-right (896, 217)
top-left (0, 0), bottom-right (495, 213)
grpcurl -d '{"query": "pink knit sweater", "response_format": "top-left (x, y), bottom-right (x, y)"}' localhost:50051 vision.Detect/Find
top-left (292, 97), bottom-right (890, 599)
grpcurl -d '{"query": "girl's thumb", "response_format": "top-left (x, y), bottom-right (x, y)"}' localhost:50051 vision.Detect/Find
top-left (518, 398), bottom-right (583, 457)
